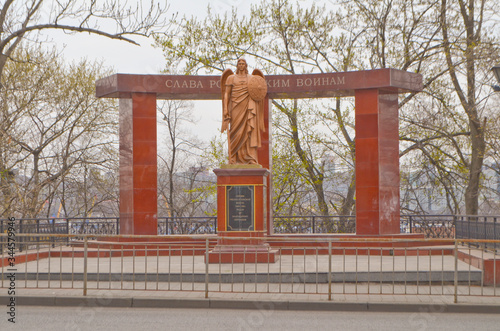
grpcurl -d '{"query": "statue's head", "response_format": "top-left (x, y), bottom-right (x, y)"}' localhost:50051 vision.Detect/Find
top-left (237, 58), bottom-right (248, 74)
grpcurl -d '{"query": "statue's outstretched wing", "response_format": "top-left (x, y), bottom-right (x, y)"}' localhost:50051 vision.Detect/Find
top-left (251, 68), bottom-right (265, 79)
top-left (220, 68), bottom-right (233, 132)
top-left (221, 68), bottom-right (234, 100)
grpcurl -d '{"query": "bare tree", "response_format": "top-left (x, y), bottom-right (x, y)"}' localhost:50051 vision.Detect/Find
top-left (0, 0), bottom-right (170, 217)
top-left (0, 46), bottom-right (118, 217)
top-left (346, 0), bottom-right (500, 214)
top-left (157, 100), bottom-right (214, 219)
top-left (0, 0), bottom-right (168, 78)
top-left (439, 0), bottom-right (500, 215)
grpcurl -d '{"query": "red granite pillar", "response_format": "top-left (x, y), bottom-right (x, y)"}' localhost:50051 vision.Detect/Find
top-left (119, 93), bottom-right (158, 235)
top-left (355, 89), bottom-right (400, 235)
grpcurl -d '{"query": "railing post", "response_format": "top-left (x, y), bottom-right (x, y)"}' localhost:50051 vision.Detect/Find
top-left (453, 215), bottom-right (457, 239)
top-left (19, 219), bottom-right (23, 252)
top-left (116, 218), bottom-right (120, 235)
top-left (467, 215), bottom-right (471, 239)
top-left (494, 217), bottom-right (497, 253)
top-left (36, 219), bottom-right (40, 248)
top-left (409, 216), bottom-right (413, 234)
top-left (475, 216), bottom-right (479, 244)
top-left (83, 235), bottom-right (88, 296)
top-left (312, 216), bottom-right (316, 234)
top-left (454, 239), bottom-right (458, 304)
top-left (66, 219), bottom-right (70, 246)
top-left (52, 218), bottom-right (56, 248)
top-left (484, 217), bottom-right (487, 250)
top-left (205, 238), bottom-right (209, 299)
top-left (328, 240), bottom-right (332, 301)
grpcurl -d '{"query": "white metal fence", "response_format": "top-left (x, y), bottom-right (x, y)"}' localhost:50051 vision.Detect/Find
top-left (1, 234), bottom-right (498, 303)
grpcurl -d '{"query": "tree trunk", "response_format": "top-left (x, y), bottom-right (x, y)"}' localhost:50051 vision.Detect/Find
top-left (440, 0), bottom-right (485, 215)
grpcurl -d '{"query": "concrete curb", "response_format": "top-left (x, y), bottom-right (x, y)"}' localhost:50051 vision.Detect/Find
top-left (1, 295), bottom-right (500, 314)
top-left (7, 271), bottom-right (483, 284)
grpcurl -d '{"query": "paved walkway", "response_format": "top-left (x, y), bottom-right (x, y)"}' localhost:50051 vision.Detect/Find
top-left (4, 245), bottom-right (486, 273)
top-left (1, 245), bottom-right (499, 312)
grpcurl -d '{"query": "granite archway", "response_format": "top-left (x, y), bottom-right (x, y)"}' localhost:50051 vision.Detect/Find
top-left (96, 69), bottom-right (422, 236)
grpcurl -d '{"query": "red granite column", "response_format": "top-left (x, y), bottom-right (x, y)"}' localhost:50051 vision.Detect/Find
top-left (257, 97), bottom-right (273, 235)
top-left (119, 93), bottom-right (158, 235)
top-left (355, 89), bottom-right (400, 235)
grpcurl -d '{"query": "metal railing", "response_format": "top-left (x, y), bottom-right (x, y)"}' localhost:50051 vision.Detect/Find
top-left (0, 217), bottom-right (120, 251)
top-left (0, 234), bottom-right (498, 302)
top-left (157, 217), bottom-right (216, 235)
top-left (401, 215), bottom-right (455, 238)
top-left (273, 215), bottom-right (355, 234)
top-left (1, 214), bottom-right (499, 243)
top-left (455, 215), bottom-right (500, 252)
top-left (272, 214), bottom-right (457, 238)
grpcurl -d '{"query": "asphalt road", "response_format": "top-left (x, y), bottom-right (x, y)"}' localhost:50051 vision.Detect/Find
top-left (2, 306), bottom-right (500, 331)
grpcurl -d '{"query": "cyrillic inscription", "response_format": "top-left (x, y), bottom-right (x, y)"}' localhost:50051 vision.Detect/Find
top-left (227, 186), bottom-right (254, 231)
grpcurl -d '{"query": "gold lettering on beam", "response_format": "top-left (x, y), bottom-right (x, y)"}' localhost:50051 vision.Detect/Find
top-left (330, 76), bottom-right (346, 85)
top-left (188, 80), bottom-right (203, 88)
top-left (210, 80), bottom-right (221, 88)
top-left (166, 80), bottom-right (205, 89)
top-left (167, 75), bottom-right (343, 90)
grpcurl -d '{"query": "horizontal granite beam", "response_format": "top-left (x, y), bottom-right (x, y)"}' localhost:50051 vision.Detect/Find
top-left (96, 69), bottom-right (422, 100)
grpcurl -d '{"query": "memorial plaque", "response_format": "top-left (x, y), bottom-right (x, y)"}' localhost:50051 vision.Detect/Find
top-left (226, 185), bottom-right (254, 231)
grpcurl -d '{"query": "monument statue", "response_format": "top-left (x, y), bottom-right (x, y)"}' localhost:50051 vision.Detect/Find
top-left (221, 58), bottom-right (267, 165)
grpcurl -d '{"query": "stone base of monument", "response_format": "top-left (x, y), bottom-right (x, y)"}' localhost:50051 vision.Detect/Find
top-left (206, 231), bottom-right (278, 263)
top-left (207, 166), bottom-right (278, 263)
top-left (206, 244), bottom-right (279, 263)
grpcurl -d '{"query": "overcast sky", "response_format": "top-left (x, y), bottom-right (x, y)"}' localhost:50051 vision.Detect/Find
top-left (49, 0), bottom-right (259, 74)
top-left (50, 0), bottom-right (331, 73)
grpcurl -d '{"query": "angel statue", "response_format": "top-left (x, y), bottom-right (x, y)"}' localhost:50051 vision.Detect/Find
top-left (221, 58), bottom-right (267, 165)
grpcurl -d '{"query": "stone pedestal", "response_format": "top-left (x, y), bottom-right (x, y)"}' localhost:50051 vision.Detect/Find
top-left (207, 166), bottom-right (278, 263)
